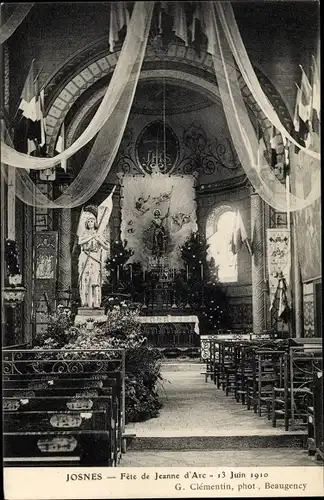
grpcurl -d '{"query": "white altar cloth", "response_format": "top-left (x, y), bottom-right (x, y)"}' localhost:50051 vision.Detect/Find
top-left (137, 315), bottom-right (199, 334)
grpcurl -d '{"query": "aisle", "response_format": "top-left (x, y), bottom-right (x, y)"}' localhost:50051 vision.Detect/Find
top-left (122, 361), bottom-right (317, 467)
top-left (129, 362), bottom-right (303, 438)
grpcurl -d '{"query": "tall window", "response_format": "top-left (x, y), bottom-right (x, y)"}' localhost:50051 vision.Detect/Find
top-left (206, 207), bottom-right (237, 283)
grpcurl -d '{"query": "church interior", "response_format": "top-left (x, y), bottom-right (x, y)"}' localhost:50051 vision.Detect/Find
top-left (1, 1), bottom-right (323, 473)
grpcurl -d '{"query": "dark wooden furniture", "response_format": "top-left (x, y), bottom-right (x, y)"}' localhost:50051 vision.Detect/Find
top-left (3, 349), bottom-right (125, 467)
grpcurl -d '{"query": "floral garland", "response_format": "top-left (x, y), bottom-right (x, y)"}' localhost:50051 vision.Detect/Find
top-left (5, 239), bottom-right (22, 286)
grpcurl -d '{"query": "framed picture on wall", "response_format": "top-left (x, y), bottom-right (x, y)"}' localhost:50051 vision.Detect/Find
top-left (35, 232), bottom-right (58, 280)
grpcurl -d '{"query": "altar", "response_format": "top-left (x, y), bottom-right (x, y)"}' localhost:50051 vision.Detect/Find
top-left (137, 314), bottom-right (200, 357)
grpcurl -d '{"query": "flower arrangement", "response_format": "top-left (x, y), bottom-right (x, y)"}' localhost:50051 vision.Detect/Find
top-left (4, 239), bottom-right (22, 286)
top-left (33, 302), bottom-right (163, 423)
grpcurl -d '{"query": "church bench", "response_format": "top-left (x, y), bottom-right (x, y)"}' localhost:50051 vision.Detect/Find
top-left (3, 394), bottom-right (119, 466)
top-left (3, 409), bottom-right (109, 433)
top-left (272, 346), bottom-right (322, 431)
top-left (312, 371), bottom-right (323, 461)
top-left (2, 371), bottom-right (122, 388)
top-left (235, 343), bottom-right (256, 407)
top-left (255, 349), bottom-right (285, 419)
top-left (2, 348), bottom-right (126, 465)
top-left (217, 340), bottom-right (237, 393)
top-left (3, 430), bottom-right (115, 467)
top-left (307, 406), bottom-right (316, 455)
top-left (3, 394), bottom-right (114, 413)
top-left (202, 339), bottom-right (216, 383)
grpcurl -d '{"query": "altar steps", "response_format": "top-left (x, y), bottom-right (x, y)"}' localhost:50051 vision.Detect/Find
top-left (126, 431), bottom-right (305, 452)
top-left (120, 447), bottom-right (319, 467)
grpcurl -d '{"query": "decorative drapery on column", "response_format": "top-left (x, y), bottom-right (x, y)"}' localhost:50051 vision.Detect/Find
top-left (251, 191), bottom-right (265, 334)
top-left (57, 184), bottom-right (72, 306)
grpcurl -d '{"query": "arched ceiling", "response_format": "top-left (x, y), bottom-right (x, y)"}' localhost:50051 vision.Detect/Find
top-left (131, 80), bottom-right (214, 115)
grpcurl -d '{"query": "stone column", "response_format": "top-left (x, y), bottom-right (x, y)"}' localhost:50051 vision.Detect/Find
top-left (57, 185), bottom-right (72, 306)
top-left (251, 191), bottom-right (266, 334)
top-left (292, 222), bottom-right (304, 337)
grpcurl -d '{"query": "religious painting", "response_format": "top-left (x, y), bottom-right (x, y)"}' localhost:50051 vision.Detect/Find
top-left (266, 228), bottom-right (291, 308)
top-left (290, 132), bottom-right (321, 282)
top-left (294, 199), bottom-right (321, 283)
top-left (136, 121), bottom-right (179, 174)
top-left (35, 232), bottom-right (58, 280)
top-left (120, 172), bottom-right (197, 269)
top-left (34, 232), bottom-right (58, 315)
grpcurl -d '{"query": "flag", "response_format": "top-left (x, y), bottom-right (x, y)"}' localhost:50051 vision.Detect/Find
top-left (109, 2), bottom-right (130, 52)
top-left (310, 55), bottom-right (320, 136)
top-left (270, 126), bottom-right (279, 168)
top-left (299, 66), bottom-right (312, 124)
top-left (277, 276), bottom-right (291, 323)
top-left (172, 3), bottom-right (188, 46)
top-left (14, 60), bottom-right (47, 175)
top-left (189, 3), bottom-right (206, 55)
top-left (190, 3), bottom-right (216, 56)
top-left (190, 3), bottom-right (202, 43)
top-left (294, 67), bottom-right (312, 147)
top-left (283, 138), bottom-right (290, 177)
top-left (231, 211), bottom-right (252, 256)
top-left (97, 186), bottom-right (116, 234)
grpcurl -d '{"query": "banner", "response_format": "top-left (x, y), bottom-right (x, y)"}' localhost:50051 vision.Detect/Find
top-left (266, 228), bottom-right (291, 309)
top-left (34, 231), bottom-right (58, 331)
top-left (120, 172), bottom-right (197, 270)
top-left (294, 199), bottom-right (321, 282)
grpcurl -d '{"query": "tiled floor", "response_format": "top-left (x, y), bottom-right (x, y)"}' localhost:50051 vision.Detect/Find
top-left (120, 448), bottom-right (323, 467)
top-left (129, 364), bottom-right (304, 438)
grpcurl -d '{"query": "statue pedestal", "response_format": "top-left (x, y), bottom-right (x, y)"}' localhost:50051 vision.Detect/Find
top-left (74, 307), bottom-right (107, 326)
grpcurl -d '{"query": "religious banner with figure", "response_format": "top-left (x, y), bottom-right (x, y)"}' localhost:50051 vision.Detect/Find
top-left (34, 231), bottom-right (58, 332)
top-left (290, 134), bottom-right (321, 282)
top-left (120, 172), bottom-right (197, 269)
top-left (293, 198), bottom-right (321, 282)
top-left (266, 228), bottom-right (291, 310)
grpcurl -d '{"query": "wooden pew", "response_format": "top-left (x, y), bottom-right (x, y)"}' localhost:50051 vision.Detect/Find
top-left (3, 393), bottom-right (116, 467)
top-left (4, 431), bottom-right (114, 467)
top-left (272, 340), bottom-right (322, 431)
top-left (255, 349), bottom-right (285, 419)
top-left (312, 371), bottom-right (323, 461)
top-left (2, 348), bottom-right (125, 467)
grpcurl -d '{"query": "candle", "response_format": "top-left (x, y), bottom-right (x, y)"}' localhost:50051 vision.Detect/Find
top-left (130, 264), bottom-right (133, 281)
top-left (143, 269), bottom-right (145, 281)
top-left (117, 265), bottom-right (120, 282)
top-left (201, 263), bottom-right (204, 280)
top-left (186, 265), bottom-right (189, 281)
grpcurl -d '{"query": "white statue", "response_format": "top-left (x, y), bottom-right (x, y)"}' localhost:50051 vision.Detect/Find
top-left (78, 206), bottom-right (109, 309)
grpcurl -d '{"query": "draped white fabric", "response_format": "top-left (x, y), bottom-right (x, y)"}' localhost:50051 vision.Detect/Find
top-left (208, 2), bottom-right (320, 212)
top-left (1, 1), bottom-right (154, 209)
top-left (1, 1), bottom-right (320, 213)
top-left (215, 2), bottom-right (320, 161)
top-left (0, 4), bottom-right (34, 45)
top-left (1, 2), bottom-right (154, 172)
